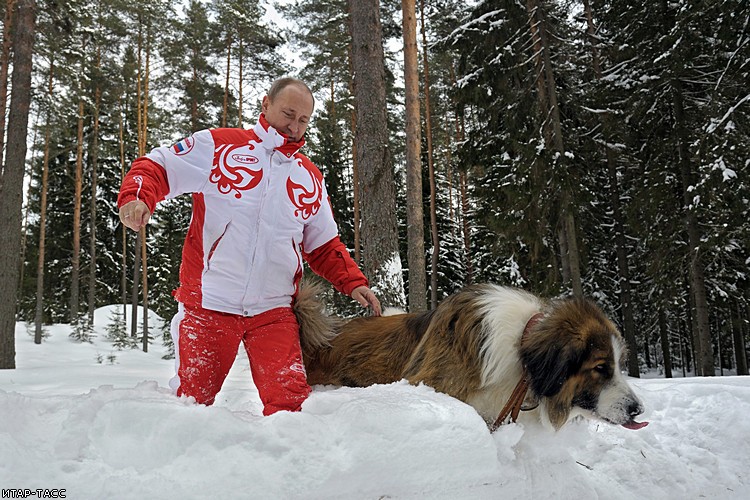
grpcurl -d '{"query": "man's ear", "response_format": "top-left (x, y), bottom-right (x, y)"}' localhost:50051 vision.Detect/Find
top-left (261, 95), bottom-right (270, 113)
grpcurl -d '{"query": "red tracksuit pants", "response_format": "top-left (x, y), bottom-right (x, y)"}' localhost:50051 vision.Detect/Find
top-left (169, 304), bottom-right (311, 415)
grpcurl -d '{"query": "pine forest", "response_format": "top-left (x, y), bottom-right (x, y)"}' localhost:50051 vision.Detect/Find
top-left (0, 0), bottom-right (748, 379)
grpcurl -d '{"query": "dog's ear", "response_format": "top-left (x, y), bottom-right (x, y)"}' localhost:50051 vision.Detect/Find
top-left (520, 329), bottom-right (586, 398)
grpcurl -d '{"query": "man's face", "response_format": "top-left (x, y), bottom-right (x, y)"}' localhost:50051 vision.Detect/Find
top-left (261, 84), bottom-right (314, 142)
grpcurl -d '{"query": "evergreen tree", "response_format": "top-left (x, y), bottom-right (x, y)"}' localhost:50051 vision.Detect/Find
top-left (596, 0), bottom-right (750, 375)
top-left (211, 0), bottom-right (284, 127)
top-left (5, 0), bottom-right (748, 380)
top-left (445, 0), bottom-right (573, 296)
top-left (161, 0), bottom-right (224, 134)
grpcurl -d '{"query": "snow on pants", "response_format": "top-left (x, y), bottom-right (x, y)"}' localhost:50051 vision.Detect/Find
top-left (169, 303), bottom-right (311, 415)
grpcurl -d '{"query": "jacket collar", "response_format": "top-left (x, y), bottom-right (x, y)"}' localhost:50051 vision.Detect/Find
top-left (253, 113), bottom-right (306, 158)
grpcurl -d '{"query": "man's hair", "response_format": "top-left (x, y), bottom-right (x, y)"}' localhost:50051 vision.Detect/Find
top-left (268, 77), bottom-right (315, 108)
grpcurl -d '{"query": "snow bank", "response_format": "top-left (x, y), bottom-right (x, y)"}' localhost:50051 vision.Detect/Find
top-left (1, 308), bottom-right (748, 499)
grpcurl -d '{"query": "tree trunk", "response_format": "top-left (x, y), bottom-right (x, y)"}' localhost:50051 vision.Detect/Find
top-left (0, 0), bottom-right (36, 369)
top-left (449, 64), bottom-right (472, 283)
top-left (558, 226), bottom-right (570, 285)
top-left (526, 0), bottom-right (552, 146)
top-left (583, 0), bottom-right (638, 374)
top-left (659, 307), bottom-right (672, 378)
top-left (88, 50), bottom-right (101, 324)
top-left (350, 0), bottom-right (404, 309)
top-left (734, 300), bottom-right (748, 375)
top-left (678, 318), bottom-right (686, 377)
top-left (118, 97), bottom-right (128, 321)
top-left (686, 283), bottom-right (699, 374)
top-left (420, 0), bottom-right (438, 309)
top-left (673, 81), bottom-right (713, 376)
top-left (191, 47), bottom-right (198, 132)
top-left (130, 24), bottom-right (152, 338)
top-left (34, 57), bottom-right (53, 345)
top-left (459, 169), bottom-right (472, 284)
top-left (559, 210), bottom-right (584, 297)
top-left (329, 71), bottom-right (335, 116)
top-left (607, 151), bottom-right (638, 376)
top-left (716, 315), bottom-right (723, 375)
top-left (136, 21), bottom-right (143, 154)
top-left (447, 162), bottom-right (454, 236)
top-left (141, 233), bottom-right (149, 352)
top-left (238, 36), bottom-right (243, 127)
top-left (526, 0), bottom-right (582, 296)
top-left (130, 231), bottom-right (141, 338)
top-left (137, 29), bottom-right (151, 342)
top-left (70, 98), bottom-right (84, 323)
top-left (141, 30), bottom-right (150, 154)
top-left (131, 24), bottom-right (143, 332)
top-left (525, 0), bottom-right (554, 277)
top-left (402, 0), bottom-right (426, 312)
top-left (346, 7), bottom-right (360, 265)
top-left (679, 314), bottom-right (691, 374)
top-left (222, 32), bottom-right (231, 128)
top-left (725, 310), bottom-right (733, 371)
top-left (447, 65), bottom-right (457, 236)
top-left (0, 0), bottom-right (16, 168)
top-left (351, 107), bottom-right (361, 264)
top-left (18, 118), bottom-right (36, 289)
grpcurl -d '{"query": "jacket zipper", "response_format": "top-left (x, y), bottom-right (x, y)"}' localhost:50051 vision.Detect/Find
top-left (243, 150), bottom-right (275, 310)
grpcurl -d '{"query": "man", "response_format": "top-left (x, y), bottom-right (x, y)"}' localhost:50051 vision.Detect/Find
top-left (118, 77), bottom-right (381, 415)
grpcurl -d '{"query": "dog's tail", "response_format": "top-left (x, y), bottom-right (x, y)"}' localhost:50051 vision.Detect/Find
top-left (294, 280), bottom-right (342, 356)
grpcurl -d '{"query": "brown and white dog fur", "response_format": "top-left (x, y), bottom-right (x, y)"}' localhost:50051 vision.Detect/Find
top-left (295, 283), bottom-right (646, 431)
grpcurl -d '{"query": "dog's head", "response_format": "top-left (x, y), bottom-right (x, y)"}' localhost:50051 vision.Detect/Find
top-left (519, 298), bottom-right (646, 430)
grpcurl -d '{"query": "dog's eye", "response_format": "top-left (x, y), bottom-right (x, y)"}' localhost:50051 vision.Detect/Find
top-left (593, 364), bottom-right (608, 374)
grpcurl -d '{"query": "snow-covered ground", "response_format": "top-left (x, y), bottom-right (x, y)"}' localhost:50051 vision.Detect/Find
top-left (1, 305), bottom-right (749, 499)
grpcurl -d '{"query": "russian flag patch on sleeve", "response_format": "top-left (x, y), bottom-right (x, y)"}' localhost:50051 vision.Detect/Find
top-left (171, 136), bottom-right (195, 156)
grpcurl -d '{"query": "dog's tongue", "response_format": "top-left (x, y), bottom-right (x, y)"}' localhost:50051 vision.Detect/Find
top-left (621, 420), bottom-right (649, 430)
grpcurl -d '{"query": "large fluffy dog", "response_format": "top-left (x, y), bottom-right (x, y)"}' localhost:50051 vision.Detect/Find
top-left (295, 283), bottom-right (647, 431)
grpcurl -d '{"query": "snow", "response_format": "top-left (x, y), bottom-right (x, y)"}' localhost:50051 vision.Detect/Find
top-left (372, 252), bottom-right (407, 309)
top-left (1, 305), bottom-right (749, 499)
top-left (709, 156), bottom-right (737, 182)
top-left (706, 93), bottom-right (750, 134)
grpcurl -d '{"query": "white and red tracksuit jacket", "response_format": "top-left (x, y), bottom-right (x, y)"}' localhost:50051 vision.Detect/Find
top-left (117, 114), bottom-right (368, 317)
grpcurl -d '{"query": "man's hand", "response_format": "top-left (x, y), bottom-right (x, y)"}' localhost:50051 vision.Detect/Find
top-left (119, 200), bottom-right (151, 232)
top-left (351, 286), bottom-right (382, 316)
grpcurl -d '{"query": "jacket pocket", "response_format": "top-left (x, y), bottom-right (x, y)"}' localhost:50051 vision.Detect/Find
top-left (205, 221), bottom-right (231, 271)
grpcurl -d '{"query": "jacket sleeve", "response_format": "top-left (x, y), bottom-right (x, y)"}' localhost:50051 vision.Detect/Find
top-left (303, 236), bottom-right (369, 296)
top-left (117, 157), bottom-right (170, 213)
top-left (117, 129), bottom-right (215, 212)
top-left (300, 158), bottom-right (368, 295)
